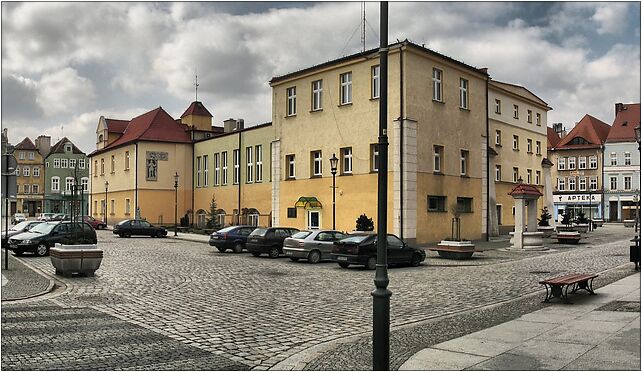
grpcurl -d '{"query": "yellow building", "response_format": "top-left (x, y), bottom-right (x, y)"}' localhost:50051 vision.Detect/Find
top-left (488, 80), bottom-right (552, 234)
top-left (12, 137), bottom-right (47, 216)
top-left (193, 120), bottom-right (273, 227)
top-left (88, 101), bottom-right (218, 225)
top-left (269, 40), bottom-right (489, 244)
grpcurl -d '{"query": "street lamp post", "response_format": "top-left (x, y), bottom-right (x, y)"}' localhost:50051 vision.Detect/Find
top-left (174, 172), bottom-right (179, 236)
top-left (104, 181), bottom-right (109, 227)
top-left (330, 154), bottom-right (338, 230)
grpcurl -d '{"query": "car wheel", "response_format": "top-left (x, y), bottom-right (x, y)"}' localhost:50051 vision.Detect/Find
top-left (411, 253), bottom-right (422, 267)
top-left (124, 231), bottom-right (131, 238)
top-left (289, 257), bottom-right (299, 262)
top-left (338, 262), bottom-right (350, 269)
top-left (251, 252), bottom-right (261, 257)
top-left (308, 250), bottom-right (321, 264)
top-left (233, 242), bottom-right (244, 253)
top-left (268, 247), bottom-right (280, 258)
top-left (35, 244), bottom-right (49, 257)
top-left (217, 247), bottom-right (227, 253)
top-left (366, 256), bottom-right (376, 270)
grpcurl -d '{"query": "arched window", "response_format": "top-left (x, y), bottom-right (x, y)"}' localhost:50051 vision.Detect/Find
top-left (98, 134), bottom-right (104, 143)
top-left (215, 209), bottom-right (226, 228)
top-left (245, 208), bottom-right (260, 227)
top-left (196, 209), bottom-right (206, 228)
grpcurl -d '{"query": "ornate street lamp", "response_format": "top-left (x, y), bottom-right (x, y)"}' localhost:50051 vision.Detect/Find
top-left (330, 154), bottom-right (338, 230)
top-left (104, 180), bottom-right (109, 226)
top-left (174, 172), bottom-right (179, 236)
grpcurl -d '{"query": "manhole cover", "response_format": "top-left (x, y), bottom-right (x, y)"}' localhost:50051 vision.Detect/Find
top-left (529, 270), bottom-right (551, 274)
top-left (596, 301), bottom-right (640, 313)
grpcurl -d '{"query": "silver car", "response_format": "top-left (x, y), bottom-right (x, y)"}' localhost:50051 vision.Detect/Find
top-left (283, 230), bottom-right (348, 264)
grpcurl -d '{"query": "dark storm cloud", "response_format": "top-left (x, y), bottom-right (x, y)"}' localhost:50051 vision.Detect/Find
top-left (1, 75), bottom-right (43, 120)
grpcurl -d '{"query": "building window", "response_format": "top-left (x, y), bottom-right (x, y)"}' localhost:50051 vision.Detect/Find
top-left (589, 177), bottom-right (598, 190)
top-left (69, 159), bottom-right (76, 169)
top-left (536, 141), bottom-right (541, 155)
top-left (125, 198), bottom-right (131, 215)
top-left (527, 139), bottom-right (532, 153)
top-left (311, 80), bottom-right (323, 111)
top-left (54, 159), bottom-right (60, 168)
top-left (100, 159), bottom-right (105, 175)
top-left (65, 144), bottom-right (72, 152)
top-left (535, 170), bottom-right (541, 185)
top-left (65, 177), bottom-right (74, 193)
top-left (94, 160), bottom-right (98, 176)
top-left (371, 65), bottom-right (380, 99)
top-left (610, 176), bottom-right (617, 190)
top-left (558, 178), bottom-right (565, 191)
top-left (32, 184), bottom-right (39, 194)
top-left (203, 154), bottom-right (209, 186)
top-left (579, 177), bottom-right (587, 191)
top-left (287, 207), bottom-right (297, 218)
top-left (124, 151), bottom-right (130, 170)
top-left (94, 201), bottom-right (98, 215)
top-left (340, 72), bottom-right (352, 105)
top-left (61, 158), bottom-right (68, 168)
top-left (512, 167), bottom-right (519, 183)
top-left (578, 156), bottom-right (586, 169)
top-left (589, 156), bottom-right (597, 169)
top-left (81, 177), bottom-right (88, 192)
top-left (286, 154), bottom-right (296, 179)
top-left (513, 104), bottom-right (519, 119)
top-left (432, 68), bottom-right (443, 102)
top-left (286, 86), bottom-right (296, 116)
top-left (233, 149), bottom-right (240, 184)
top-left (459, 78), bottom-right (468, 109)
top-left (536, 113), bottom-right (541, 126)
top-left (28, 152), bottom-right (34, 160)
top-left (460, 150), bottom-right (469, 176)
top-left (23, 167), bottom-right (29, 177)
top-left (512, 135), bottom-right (519, 150)
top-left (255, 145), bottom-right (263, 182)
top-left (625, 152), bottom-right (631, 166)
top-left (568, 177), bottom-right (576, 191)
top-left (624, 176), bottom-right (632, 190)
top-left (371, 144), bottom-right (379, 172)
top-left (434, 145), bottom-right (443, 173)
top-left (110, 200), bottom-right (115, 215)
top-left (558, 157), bottom-right (566, 170)
top-left (527, 110), bottom-right (533, 123)
top-left (245, 147), bottom-right (253, 183)
top-left (14, 166), bottom-right (18, 176)
top-left (495, 130), bottom-right (501, 146)
top-left (456, 197), bottom-right (473, 213)
top-left (51, 177), bottom-right (60, 192)
top-left (610, 152), bottom-right (617, 166)
top-left (494, 99), bottom-right (501, 114)
top-left (33, 167), bottom-right (40, 177)
top-left (222, 151), bottom-right (228, 185)
top-left (214, 153), bottom-right (220, 186)
top-left (527, 169), bottom-right (532, 184)
top-left (427, 195), bottom-right (446, 212)
top-left (341, 147), bottom-right (352, 174)
top-left (19, 151), bottom-right (25, 160)
top-left (568, 157), bottom-right (576, 170)
top-left (110, 155), bottom-right (115, 173)
top-left (196, 156), bottom-right (202, 187)
top-left (79, 159), bottom-right (85, 169)
top-left (23, 184), bottom-right (30, 194)
top-left (495, 165), bottom-right (501, 181)
top-left (312, 150), bottom-right (322, 177)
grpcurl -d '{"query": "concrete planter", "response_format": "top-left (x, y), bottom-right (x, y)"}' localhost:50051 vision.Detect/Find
top-left (557, 231), bottom-right (581, 244)
top-left (509, 231), bottom-right (546, 251)
top-left (573, 224), bottom-right (589, 233)
top-left (434, 240), bottom-right (475, 259)
top-left (50, 243), bottom-right (103, 277)
top-left (537, 226), bottom-right (555, 238)
top-left (592, 219), bottom-right (604, 227)
top-left (624, 220), bottom-right (636, 228)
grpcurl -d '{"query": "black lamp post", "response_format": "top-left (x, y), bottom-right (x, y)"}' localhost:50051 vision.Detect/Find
top-left (174, 172), bottom-right (179, 236)
top-left (104, 180), bottom-right (109, 226)
top-left (330, 154), bottom-right (338, 230)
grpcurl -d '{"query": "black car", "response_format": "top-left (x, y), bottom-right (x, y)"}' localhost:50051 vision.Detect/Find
top-left (7, 221), bottom-right (98, 256)
top-left (246, 227), bottom-right (299, 258)
top-left (330, 233), bottom-right (426, 269)
top-left (113, 219), bottom-right (167, 238)
top-left (2, 220), bottom-right (44, 247)
top-left (209, 225), bottom-right (256, 253)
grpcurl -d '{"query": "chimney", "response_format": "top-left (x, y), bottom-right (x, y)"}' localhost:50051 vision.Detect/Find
top-left (236, 119), bottom-right (244, 131)
top-left (223, 118), bottom-right (237, 133)
top-left (35, 135), bottom-right (51, 157)
top-left (615, 103), bottom-right (625, 114)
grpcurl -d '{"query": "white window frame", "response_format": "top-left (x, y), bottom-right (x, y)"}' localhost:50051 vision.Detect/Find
top-left (311, 80), bottom-right (323, 111)
top-left (286, 86), bottom-right (296, 116)
top-left (110, 155), bottom-right (115, 172)
top-left (51, 176), bottom-right (60, 192)
top-left (527, 139), bottom-right (532, 153)
top-left (624, 176), bottom-right (632, 190)
top-left (494, 99), bottom-right (501, 114)
top-left (81, 177), bottom-right (89, 192)
top-left (222, 151), bottom-right (228, 185)
top-left (568, 177), bottom-right (576, 191)
top-left (69, 158), bottom-right (76, 169)
top-left (79, 159), bottom-right (85, 169)
top-left (512, 167), bottom-right (519, 183)
top-left (558, 178), bottom-right (565, 191)
top-left (61, 158), bottom-right (68, 168)
top-left (513, 104), bottom-right (519, 119)
top-left (625, 152), bottom-right (631, 166)
top-left (432, 68), bottom-right (442, 102)
top-left (287, 154), bottom-right (296, 179)
top-left (124, 151), bottom-right (130, 170)
top-left (203, 154), bottom-right (209, 187)
top-left (342, 147), bottom-right (353, 174)
top-left (558, 157), bottom-right (566, 170)
top-left (28, 152), bottom-right (34, 160)
top-left (313, 151), bottom-right (322, 176)
top-left (307, 210), bottom-right (321, 230)
top-left (53, 158), bottom-right (60, 168)
top-left (536, 113), bottom-right (541, 126)
top-left (527, 110), bottom-right (532, 123)
top-left (23, 184), bottom-right (30, 194)
top-left (610, 152), bottom-right (617, 166)
top-left (589, 156), bottom-right (597, 169)
top-left (536, 141), bottom-right (541, 155)
top-left (340, 72), bottom-right (352, 105)
top-left (233, 149), bottom-right (240, 185)
top-left (255, 145), bottom-right (263, 182)
top-left (589, 177), bottom-right (598, 191)
top-left (535, 170), bottom-right (541, 185)
top-left (371, 65), bottom-right (380, 99)
top-left (214, 153), bottom-right (220, 186)
top-left (578, 156), bottom-right (586, 169)
top-left (371, 145), bottom-right (379, 172)
top-left (527, 169), bottom-right (532, 184)
top-left (19, 151), bottom-right (25, 160)
top-left (196, 156), bottom-right (202, 187)
top-left (246, 147), bottom-right (253, 183)
top-left (33, 167), bottom-right (40, 177)
top-left (495, 130), bottom-right (501, 146)
top-left (434, 146), bottom-right (442, 173)
top-left (460, 150), bottom-right (468, 176)
top-left (459, 78), bottom-right (468, 109)
top-left (579, 177), bottom-right (587, 191)
top-left (65, 177), bottom-right (75, 193)
top-left (32, 184), bottom-right (39, 194)
top-left (568, 157), bottom-right (576, 170)
top-left (610, 176), bottom-right (617, 190)
top-left (495, 165), bottom-right (501, 181)
top-left (513, 135), bottom-right (519, 150)
top-left (23, 167), bottom-right (29, 177)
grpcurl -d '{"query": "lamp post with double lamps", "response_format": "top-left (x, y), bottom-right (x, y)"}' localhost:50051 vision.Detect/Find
top-left (104, 181), bottom-right (109, 227)
top-left (174, 172), bottom-right (179, 236)
top-left (330, 154), bottom-right (338, 230)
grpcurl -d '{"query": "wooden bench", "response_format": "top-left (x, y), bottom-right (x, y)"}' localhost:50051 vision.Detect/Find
top-left (539, 273), bottom-right (598, 303)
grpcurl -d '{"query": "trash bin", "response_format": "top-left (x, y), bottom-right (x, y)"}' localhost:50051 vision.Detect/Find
top-left (630, 236), bottom-right (640, 271)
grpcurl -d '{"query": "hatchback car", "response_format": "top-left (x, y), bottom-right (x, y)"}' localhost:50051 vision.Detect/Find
top-left (246, 227), bottom-right (299, 258)
top-left (12, 213), bottom-right (26, 224)
top-left (2, 220), bottom-right (44, 247)
top-left (8, 221), bottom-right (97, 256)
top-left (331, 233), bottom-right (426, 269)
top-left (113, 219), bottom-right (167, 238)
top-left (209, 225), bottom-right (256, 253)
top-left (37, 213), bottom-right (55, 221)
top-left (283, 230), bottom-right (348, 263)
top-left (83, 216), bottom-right (107, 230)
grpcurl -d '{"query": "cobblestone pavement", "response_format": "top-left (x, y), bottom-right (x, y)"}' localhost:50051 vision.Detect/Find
top-left (1, 252), bottom-right (51, 301)
top-left (2, 224), bottom-right (637, 370)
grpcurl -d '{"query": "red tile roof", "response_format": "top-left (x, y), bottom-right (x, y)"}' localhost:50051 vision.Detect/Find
top-left (555, 114), bottom-right (611, 149)
top-left (13, 137), bottom-right (36, 150)
top-left (509, 183), bottom-right (543, 197)
top-left (606, 103), bottom-right (640, 143)
top-left (105, 119), bottom-right (129, 134)
top-left (547, 126), bottom-right (561, 149)
top-left (180, 101), bottom-right (213, 118)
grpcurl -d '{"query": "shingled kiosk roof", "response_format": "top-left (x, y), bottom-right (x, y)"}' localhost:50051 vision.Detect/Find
top-left (509, 183), bottom-right (543, 197)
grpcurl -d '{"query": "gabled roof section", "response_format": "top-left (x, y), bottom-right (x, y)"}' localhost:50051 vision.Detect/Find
top-left (509, 183), bottom-right (543, 197)
top-left (105, 119), bottom-right (129, 134)
top-left (489, 79), bottom-right (551, 110)
top-left (181, 101), bottom-right (213, 118)
top-left (555, 114), bottom-right (611, 149)
top-left (547, 126), bottom-right (561, 149)
top-left (606, 103), bottom-right (641, 143)
top-left (47, 137), bottom-right (85, 156)
top-left (14, 137), bottom-right (36, 150)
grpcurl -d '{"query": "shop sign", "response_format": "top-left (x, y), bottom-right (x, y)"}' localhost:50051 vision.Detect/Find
top-left (553, 194), bottom-right (602, 204)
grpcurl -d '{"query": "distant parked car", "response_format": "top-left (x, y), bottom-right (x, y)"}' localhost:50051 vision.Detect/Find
top-left (246, 227), bottom-right (300, 258)
top-left (113, 219), bottom-right (167, 238)
top-left (331, 233), bottom-right (426, 269)
top-left (12, 213), bottom-right (26, 224)
top-left (83, 216), bottom-right (107, 230)
top-left (209, 225), bottom-right (256, 253)
top-left (50, 214), bottom-right (68, 221)
top-left (37, 213), bottom-right (55, 221)
top-left (7, 221), bottom-right (97, 256)
top-left (283, 230), bottom-right (348, 263)
top-left (2, 220), bottom-right (44, 247)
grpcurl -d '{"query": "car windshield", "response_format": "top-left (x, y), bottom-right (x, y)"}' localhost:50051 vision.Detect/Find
top-left (291, 231), bottom-right (312, 239)
top-left (10, 221), bottom-right (32, 231)
top-left (339, 235), bottom-right (370, 244)
top-left (249, 228), bottom-right (268, 237)
top-left (29, 223), bottom-right (57, 234)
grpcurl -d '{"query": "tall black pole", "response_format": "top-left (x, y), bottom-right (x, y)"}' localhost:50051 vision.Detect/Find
top-left (372, 2), bottom-right (390, 370)
top-left (104, 183), bottom-right (108, 226)
top-left (4, 162), bottom-right (9, 270)
top-left (332, 172), bottom-right (336, 230)
top-left (174, 176), bottom-right (178, 237)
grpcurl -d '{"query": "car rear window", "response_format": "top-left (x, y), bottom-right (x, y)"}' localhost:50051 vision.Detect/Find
top-left (291, 231), bottom-right (312, 239)
top-left (217, 226), bottom-right (237, 233)
top-left (249, 228), bottom-right (267, 237)
top-left (339, 235), bottom-right (370, 244)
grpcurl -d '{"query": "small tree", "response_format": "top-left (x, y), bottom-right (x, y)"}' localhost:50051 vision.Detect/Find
top-left (538, 207), bottom-right (552, 227)
top-left (575, 210), bottom-right (589, 225)
top-left (206, 194), bottom-right (221, 229)
top-left (561, 211), bottom-right (572, 227)
top-left (355, 213), bottom-right (374, 231)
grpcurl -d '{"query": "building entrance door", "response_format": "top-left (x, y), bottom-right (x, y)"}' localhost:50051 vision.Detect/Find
top-left (609, 201), bottom-right (618, 222)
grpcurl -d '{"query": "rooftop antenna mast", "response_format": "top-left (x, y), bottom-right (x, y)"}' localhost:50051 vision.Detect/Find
top-left (361, 2), bottom-right (366, 52)
top-left (194, 68), bottom-right (200, 102)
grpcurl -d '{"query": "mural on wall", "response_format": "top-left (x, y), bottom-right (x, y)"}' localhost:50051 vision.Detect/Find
top-left (145, 151), bottom-right (168, 181)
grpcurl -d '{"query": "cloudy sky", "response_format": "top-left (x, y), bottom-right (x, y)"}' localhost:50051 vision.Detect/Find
top-left (2, 1), bottom-right (640, 153)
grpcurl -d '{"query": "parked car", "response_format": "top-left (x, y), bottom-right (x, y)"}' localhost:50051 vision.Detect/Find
top-left (209, 225), bottom-right (256, 253)
top-left (37, 213), bottom-right (56, 221)
top-left (113, 219), bottom-right (167, 238)
top-left (12, 213), bottom-right (26, 224)
top-left (330, 233), bottom-right (426, 269)
top-left (283, 230), bottom-right (348, 263)
top-left (246, 227), bottom-right (300, 258)
top-left (7, 221), bottom-right (97, 256)
top-left (50, 214), bottom-right (68, 221)
top-left (83, 216), bottom-right (107, 230)
top-left (2, 220), bottom-right (44, 247)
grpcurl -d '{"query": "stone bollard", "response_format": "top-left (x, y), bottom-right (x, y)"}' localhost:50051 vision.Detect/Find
top-left (50, 243), bottom-right (103, 277)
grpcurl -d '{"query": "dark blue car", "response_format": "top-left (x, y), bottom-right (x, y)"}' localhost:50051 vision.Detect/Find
top-left (209, 225), bottom-right (256, 253)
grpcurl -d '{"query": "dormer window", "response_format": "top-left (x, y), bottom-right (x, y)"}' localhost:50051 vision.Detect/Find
top-left (98, 134), bottom-right (104, 143)
top-left (65, 144), bottom-right (72, 152)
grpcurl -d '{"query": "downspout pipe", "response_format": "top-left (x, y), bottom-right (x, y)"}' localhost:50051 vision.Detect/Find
top-left (399, 45), bottom-right (404, 241)
top-left (485, 75), bottom-right (490, 241)
top-left (191, 130), bottom-right (195, 227)
top-left (238, 129), bottom-right (242, 224)
top-left (135, 143), bottom-right (138, 217)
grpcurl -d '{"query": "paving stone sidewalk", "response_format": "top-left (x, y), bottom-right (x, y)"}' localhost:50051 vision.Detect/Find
top-left (1, 250), bottom-right (52, 301)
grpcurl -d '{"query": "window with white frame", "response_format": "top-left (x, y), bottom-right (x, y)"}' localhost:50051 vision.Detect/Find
top-left (311, 80), bottom-right (323, 111)
top-left (214, 153), bottom-right (220, 186)
top-left (579, 177), bottom-right (586, 191)
top-left (536, 141), bottom-right (541, 155)
top-left (527, 169), bottom-right (532, 184)
top-left (610, 176), bottom-right (617, 190)
top-left (610, 152), bottom-right (617, 166)
top-left (589, 156), bottom-right (597, 169)
top-left (578, 156), bottom-right (586, 169)
top-left (371, 144), bottom-right (379, 172)
top-left (196, 156), bottom-right (202, 187)
top-left (495, 130), bottom-right (501, 146)
top-left (513, 167), bottom-right (519, 183)
top-left (434, 145), bottom-right (443, 173)
top-left (51, 177), bottom-right (60, 192)
top-left (513, 104), bottom-right (519, 119)
top-left (23, 167), bottom-right (29, 176)
top-left (32, 184), bottom-right (39, 194)
top-left (624, 176), bottom-right (632, 190)
top-left (432, 68), bottom-right (442, 101)
top-left (568, 157), bottom-right (576, 170)
top-left (255, 145), bottom-right (263, 182)
top-left (222, 151), bottom-right (228, 185)
top-left (28, 152), bottom-right (34, 160)
top-left (625, 152), bottom-right (631, 166)
top-left (495, 165), bottom-right (501, 181)
top-left (286, 86), bottom-right (296, 116)
top-left (513, 135), bottom-right (519, 150)
top-left (23, 184), bottom-right (30, 193)
top-left (527, 110), bottom-right (533, 123)
top-left (558, 178), bottom-right (565, 191)
top-left (19, 152), bottom-right (25, 160)
top-left (460, 150), bottom-right (469, 176)
top-left (558, 157), bottom-right (566, 170)
top-left (527, 139), bottom-right (532, 153)
top-left (246, 147), bottom-right (253, 183)
top-left (371, 65), bottom-right (380, 99)
top-left (125, 198), bottom-right (131, 215)
top-left (494, 99), bottom-right (501, 114)
top-left (33, 167), bottom-right (40, 177)
top-left (110, 155), bottom-right (115, 172)
top-left (101, 159), bottom-right (105, 175)
top-left (81, 177), bottom-right (88, 192)
top-left (70, 159), bottom-right (76, 168)
top-left (312, 150), bottom-right (322, 176)
top-left (341, 147), bottom-right (352, 174)
top-left (459, 78), bottom-right (468, 109)
top-left (124, 151), bottom-right (130, 170)
top-left (233, 149), bottom-right (240, 184)
top-left (536, 113), bottom-right (541, 126)
top-left (535, 170), bottom-right (541, 185)
top-left (589, 177), bottom-right (598, 190)
top-left (61, 158), bottom-right (68, 168)
top-left (203, 154), bottom-right (209, 186)
top-left (65, 177), bottom-right (74, 193)
top-left (340, 72), bottom-right (352, 105)
top-left (568, 177), bottom-right (576, 191)
top-left (54, 159), bottom-right (60, 168)
top-left (65, 144), bottom-right (72, 152)
top-left (286, 154), bottom-right (296, 179)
